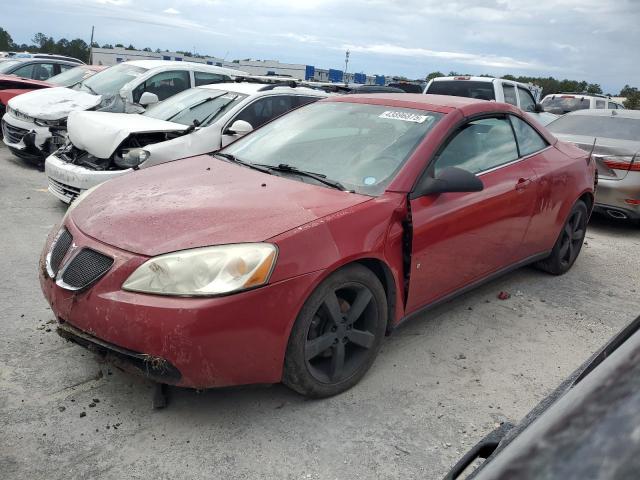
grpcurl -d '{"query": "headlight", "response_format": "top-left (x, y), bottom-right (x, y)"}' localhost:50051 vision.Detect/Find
top-left (115, 148), bottom-right (149, 168)
top-left (123, 243), bottom-right (278, 296)
top-left (34, 118), bottom-right (65, 127)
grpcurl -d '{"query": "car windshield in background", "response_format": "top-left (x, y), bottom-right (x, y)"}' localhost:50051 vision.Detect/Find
top-left (542, 96), bottom-right (590, 114)
top-left (223, 102), bottom-right (442, 195)
top-left (47, 66), bottom-right (95, 87)
top-left (143, 88), bottom-right (247, 126)
top-left (426, 81), bottom-right (495, 100)
top-left (0, 60), bottom-right (21, 73)
top-left (548, 115), bottom-right (640, 142)
top-left (78, 64), bottom-right (146, 95)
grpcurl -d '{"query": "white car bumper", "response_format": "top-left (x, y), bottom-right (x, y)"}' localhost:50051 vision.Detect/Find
top-left (1, 113), bottom-right (53, 154)
top-left (45, 153), bottom-right (132, 203)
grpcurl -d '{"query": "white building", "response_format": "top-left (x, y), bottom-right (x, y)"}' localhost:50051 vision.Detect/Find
top-left (91, 47), bottom-right (391, 86)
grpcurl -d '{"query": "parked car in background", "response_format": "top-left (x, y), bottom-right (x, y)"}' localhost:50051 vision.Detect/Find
top-left (0, 54), bottom-right (84, 80)
top-left (444, 315), bottom-right (640, 480)
top-left (388, 81), bottom-right (424, 93)
top-left (424, 76), bottom-right (557, 125)
top-left (541, 92), bottom-right (625, 114)
top-left (2, 60), bottom-right (247, 162)
top-left (0, 65), bottom-right (105, 123)
top-left (40, 94), bottom-right (594, 398)
top-left (547, 109), bottom-right (640, 222)
top-left (45, 82), bottom-right (328, 202)
top-left (346, 84), bottom-right (405, 94)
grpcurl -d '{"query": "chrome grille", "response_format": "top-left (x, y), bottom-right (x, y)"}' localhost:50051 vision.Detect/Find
top-left (48, 178), bottom-right (82, 202)
top-left (2, 119), bottom-right (28, 144)
top-left (47, 228), bottom-right (73, 277)
top-left (60, 248), bottom-right (113, 290)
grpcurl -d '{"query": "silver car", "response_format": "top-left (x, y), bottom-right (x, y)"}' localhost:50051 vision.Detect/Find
top-left (547, 109), bottom-right (640, 221)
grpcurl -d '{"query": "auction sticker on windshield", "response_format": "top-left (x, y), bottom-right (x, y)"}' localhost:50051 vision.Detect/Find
top-left (379, 111), bottom-right (428, 123)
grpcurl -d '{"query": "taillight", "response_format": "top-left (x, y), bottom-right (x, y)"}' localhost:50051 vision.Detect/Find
top-left (600, 156), bottom-right (639, 172)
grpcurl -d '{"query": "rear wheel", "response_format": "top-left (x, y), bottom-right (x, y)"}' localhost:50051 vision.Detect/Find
top-left (536, 200), bottom-right (588, 275)
top-left (283, 264), bottom-right (387, 398)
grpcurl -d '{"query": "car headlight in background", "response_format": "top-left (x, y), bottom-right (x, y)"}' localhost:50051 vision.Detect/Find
top-left (123, 243), bottom-right (278, 296)
top-left (115, 148), bottom-right (149, 169)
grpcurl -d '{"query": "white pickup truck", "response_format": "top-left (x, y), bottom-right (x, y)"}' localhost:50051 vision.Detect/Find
top-left (424, 76), bottom-right (557, 125)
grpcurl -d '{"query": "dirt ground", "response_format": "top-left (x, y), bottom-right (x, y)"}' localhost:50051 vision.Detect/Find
top-left (1, 144), bottom-right (638, 480)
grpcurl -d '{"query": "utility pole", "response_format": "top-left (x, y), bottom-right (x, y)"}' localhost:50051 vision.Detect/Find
top-left (344, 49), bottom-right (350, 84)
top-left (89, 25), bottom-right (94, 64)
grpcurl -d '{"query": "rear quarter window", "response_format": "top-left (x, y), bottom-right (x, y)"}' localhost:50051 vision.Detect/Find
top-left (426, 81), bottom-right (495, 101)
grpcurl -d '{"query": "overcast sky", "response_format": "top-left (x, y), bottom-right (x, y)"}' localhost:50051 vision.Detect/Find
top-left (3, 0), bottom-right (639, 93)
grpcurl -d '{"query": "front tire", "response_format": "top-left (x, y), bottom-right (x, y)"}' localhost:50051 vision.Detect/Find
top-left (536, 200), bottom-right (588, 275)
top-left (283, 264), bottom-right (387, 398)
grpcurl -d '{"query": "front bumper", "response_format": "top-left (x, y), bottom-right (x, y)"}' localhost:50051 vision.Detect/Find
top-left (45, 153), bottom-right (132, 203)
top-left (39, 219), bottom-right (322, 389)
top-left (1, 113), bottom-right (65, 159)
top-left (594, 175), bottom-right (640, 220)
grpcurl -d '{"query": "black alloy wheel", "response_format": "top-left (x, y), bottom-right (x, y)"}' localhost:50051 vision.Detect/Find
top-left (283, 264), bottom-right (387, 397)
top-left (536, 200), bottom-right (588, 275)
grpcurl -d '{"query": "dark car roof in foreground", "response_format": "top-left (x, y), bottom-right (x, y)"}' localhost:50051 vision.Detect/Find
top-left (464, 315), bottom-right (640, 480)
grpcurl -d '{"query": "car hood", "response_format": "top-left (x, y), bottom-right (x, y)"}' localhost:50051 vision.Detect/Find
top-left (71, 155), bottom-right (372, 256)
top-left (68, 111), bottom-right (188, 159)
top-left (7, 86), bottom-right (101, 121)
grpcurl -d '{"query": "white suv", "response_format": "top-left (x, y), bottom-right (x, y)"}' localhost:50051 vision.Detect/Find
top-left (2, 60), bottom-right (246, 161)
top-left (44, 82), bottom-right (328, 203)
top-left (424, 76), bottom-right (557, 125)
top-left (540, 93), bottom-right (625, 115)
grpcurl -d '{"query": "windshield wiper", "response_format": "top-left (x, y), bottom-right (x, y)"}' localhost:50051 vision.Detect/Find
top-left (253, 163), bottom-right (348, 191)
top-left (165, 93), bottom-right (226, 122)
top-left (82, 83), bottom-right (98, 95)
top-left (199, 95), bottom-right (239, 127)
top-left (213, 153), bottom-right (272, 174)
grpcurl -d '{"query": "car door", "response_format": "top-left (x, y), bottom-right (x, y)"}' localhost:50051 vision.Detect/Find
top-left (405, 115), bottom-right (539, 312)
top-left (220, 95), bottom-right (296, 147)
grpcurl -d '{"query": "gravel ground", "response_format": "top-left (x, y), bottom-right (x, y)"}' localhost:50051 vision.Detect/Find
top-left (1, 144), bottom-right (638, 480)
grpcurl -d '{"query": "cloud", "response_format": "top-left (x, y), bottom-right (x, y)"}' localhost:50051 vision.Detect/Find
top-left (163, 7), bottom-right (180, 14)
top-left (342, 43), bottom-right (548, 70)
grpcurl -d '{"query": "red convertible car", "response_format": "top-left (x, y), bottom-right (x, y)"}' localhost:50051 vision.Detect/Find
top-left (40, 94), bottom-right (596, 397)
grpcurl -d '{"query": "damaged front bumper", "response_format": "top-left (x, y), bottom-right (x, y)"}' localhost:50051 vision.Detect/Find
top-left (45, 153), bottom-right (132, 203)
top-left (2, 114), bottom-right (66, 160)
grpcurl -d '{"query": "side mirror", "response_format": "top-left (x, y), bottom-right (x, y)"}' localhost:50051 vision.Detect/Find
top-left (139, 91), bottom-right (159, 106)
top-left (224, 120), bottom-right (253, 136)
top-left (411, 167), bottom-right (483, 199)
top-left (534, 102), bottom-right (545, 113)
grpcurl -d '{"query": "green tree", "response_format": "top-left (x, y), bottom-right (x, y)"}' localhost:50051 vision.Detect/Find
top-left (426, 71), bottom-right (444, 81)
top-left (0, 27), bottom-right (14, 50)
top-left (620, 85), bottom-right (638, 97)
top-left (624, 92), bottom-right (640, 110)
top-left (586, 83), bottom-right (602, 95)
top-left (125, 43), bottom-right (136, 50)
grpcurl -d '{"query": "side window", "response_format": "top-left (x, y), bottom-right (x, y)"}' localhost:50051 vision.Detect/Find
top-left (596, 99), bottom-right (605, 108)
top-left (59, 64), bottom-right (75, 72)
top-left (232, 96), bottom-right (295, 129)
top-left (435, 117), bottom-right (519, 175)
top-left (503, 84), bottom-right (518, 106)
top-left (608, 102), bottom-right (618, 109)
top-left (194, 72), bottom-right (230, 86)
top-left (517, 87), bottom-right (536, 112)
top-left (11, 64), bottom-right (35, 78)
top-left (510, 115), bottom-right (548, 157)
top-left (133, 70), bottom-right (190, 102)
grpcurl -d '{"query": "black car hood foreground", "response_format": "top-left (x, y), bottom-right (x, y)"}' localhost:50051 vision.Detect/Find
top-left (444, 315), bottom-right (640, 480)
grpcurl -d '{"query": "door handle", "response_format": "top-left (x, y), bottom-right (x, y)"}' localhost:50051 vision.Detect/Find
top-left (515, 178), bottom-right (532, 191)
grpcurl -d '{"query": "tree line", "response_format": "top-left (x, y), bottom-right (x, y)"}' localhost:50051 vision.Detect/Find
top-left (1, 27), bottom-right (638, 108)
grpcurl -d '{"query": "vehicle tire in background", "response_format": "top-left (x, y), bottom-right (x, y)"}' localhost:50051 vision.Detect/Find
top-left (535, 200), bottom-right (588, 275)
top-left (283, 264), bottom-right (387, 398)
